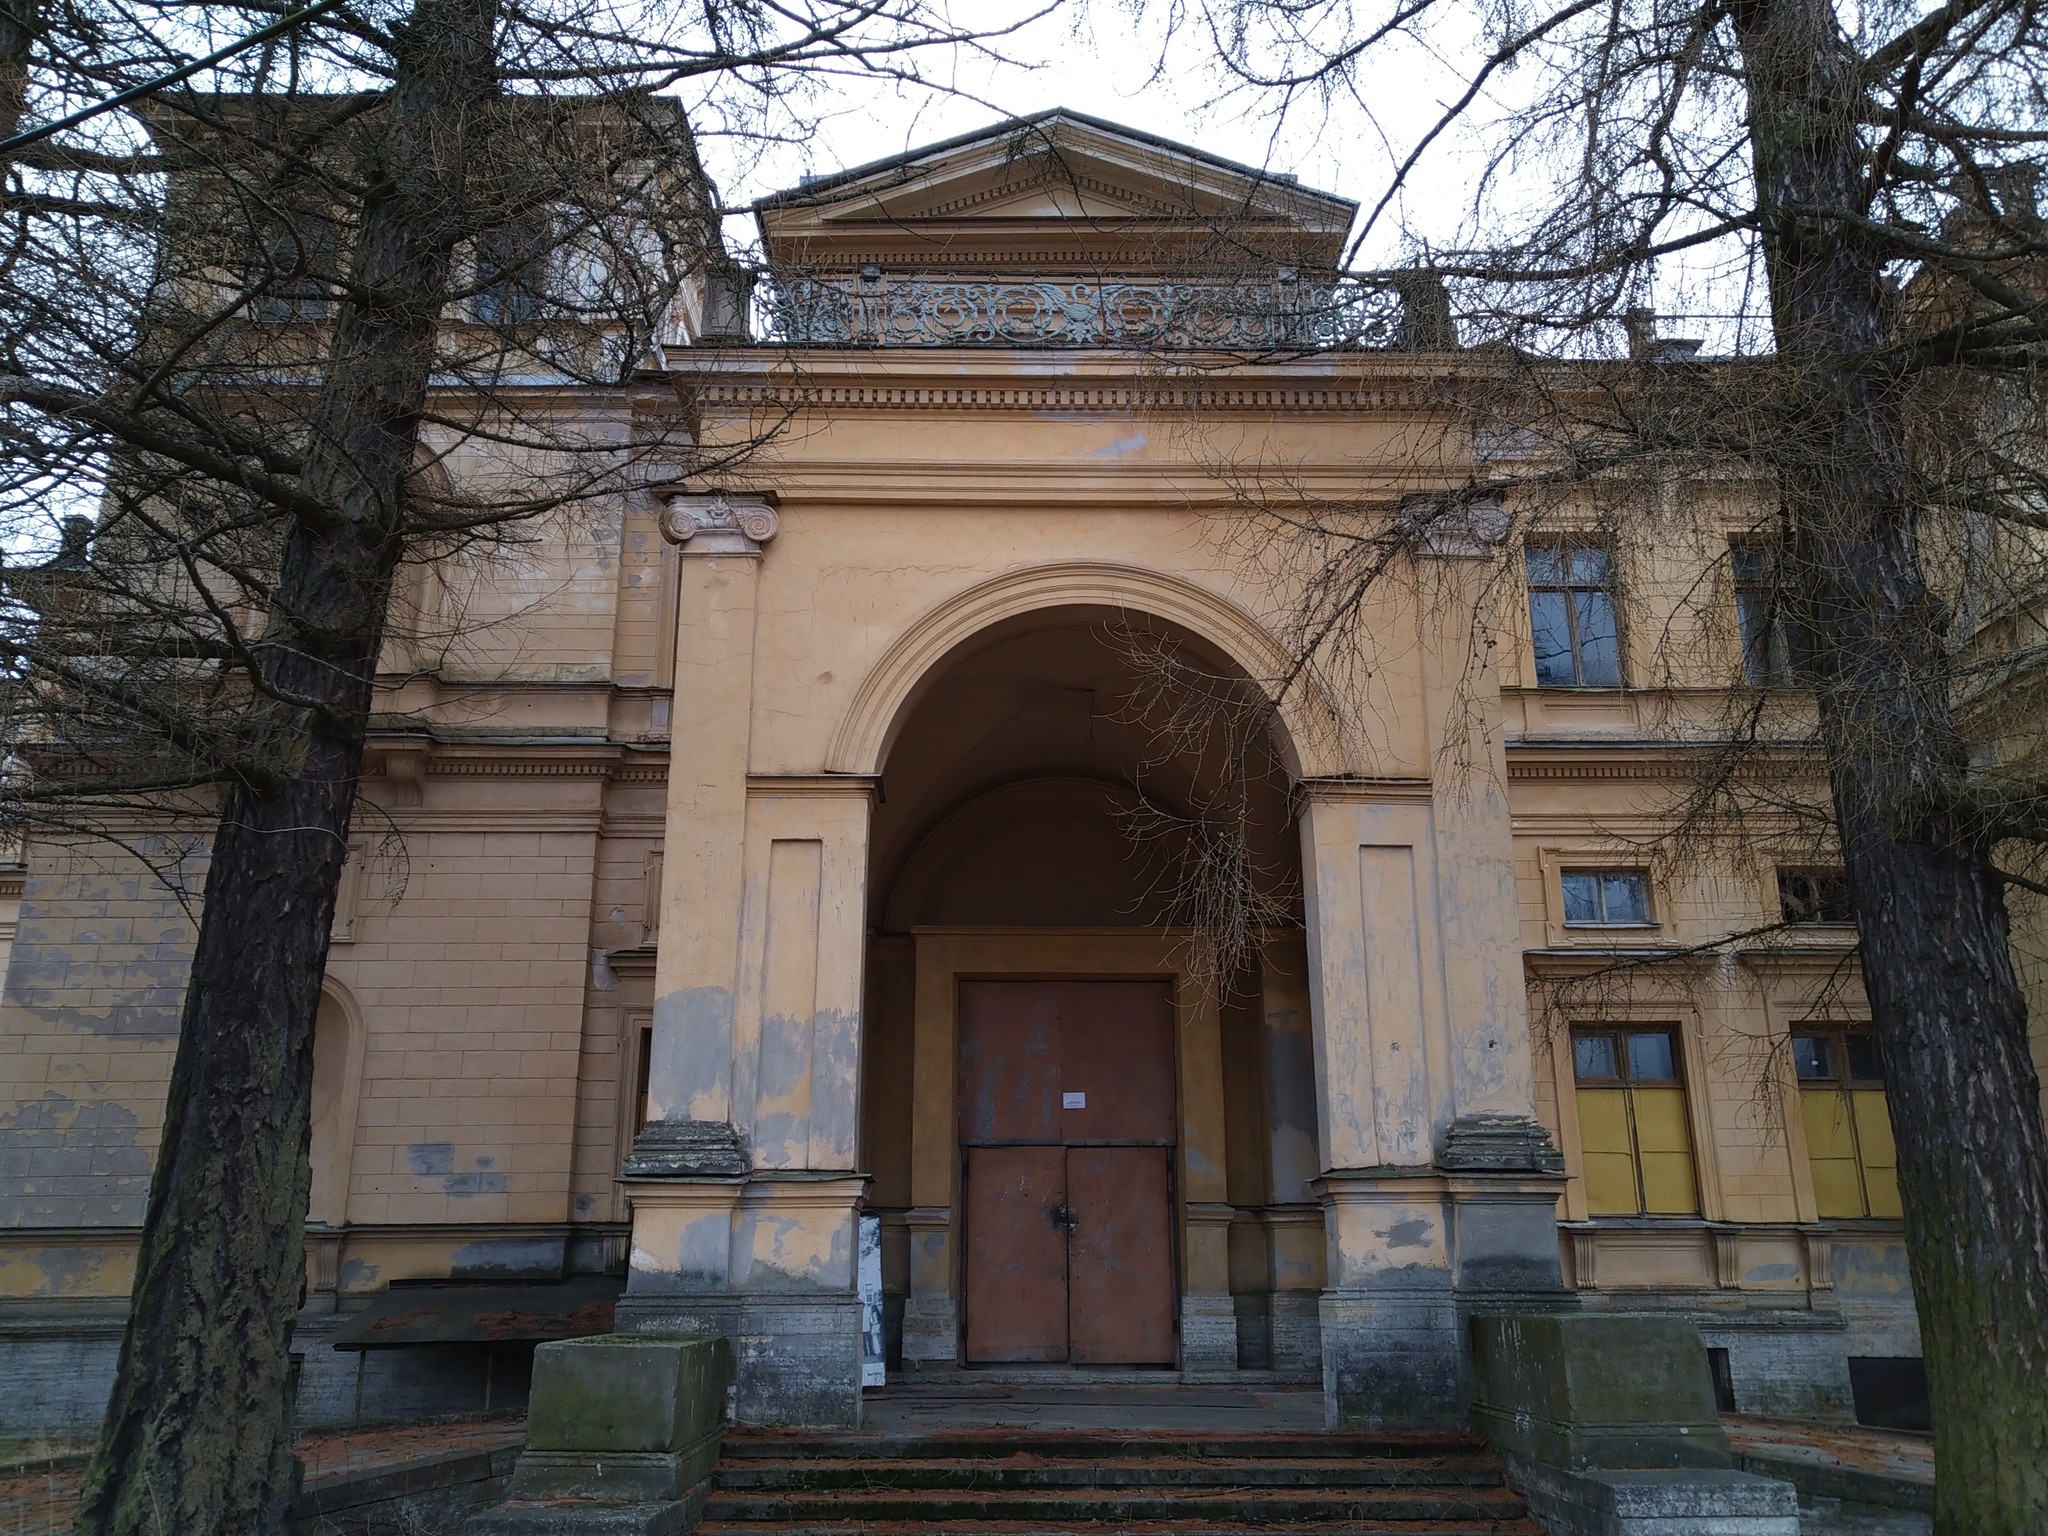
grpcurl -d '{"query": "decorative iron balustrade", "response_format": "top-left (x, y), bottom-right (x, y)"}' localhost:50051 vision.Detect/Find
top-left (746, 268), bottom-right (1431, 350)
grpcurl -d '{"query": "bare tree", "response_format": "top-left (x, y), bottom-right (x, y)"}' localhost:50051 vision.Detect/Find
top-left (0, 3), bottom-right (1042, 1531)
top-left (1108, 0), bottom-right (2048, 1525)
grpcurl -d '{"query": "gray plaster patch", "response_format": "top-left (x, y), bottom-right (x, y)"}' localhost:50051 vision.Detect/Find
top-left (452, 1236), bottom-right (563, 1279)
top-left (1746, 1262), bottom-right (1799, 1283)
top-left (649, 986), bottom-right (736, 1119)
top-left (2, 839), bottom-right (208, 1039)
top-left (1382, 1217), bottom-right (1433, 1249)
top-left (0, 1091), bottom-right (152, 1226)
top-left (339, 1258), bottom-right (381, 1291)
top-left (1833, 1241), bottom-right (1913, 1294)
top-left (406, 1141), bottom-right (511, 1196)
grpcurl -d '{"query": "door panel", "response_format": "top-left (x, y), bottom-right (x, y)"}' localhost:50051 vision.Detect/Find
top-left (963, 1145), bottom-right (1069, 1362)
top-left (958, 980), bottom-right (1178, 1367)
top-left (1066, 1145), bottom-right (1176, 1364)
top-left (1055, 981), bottom-right (1177, 1143)
top-left (959, 982), bottom-right (1061, 1142)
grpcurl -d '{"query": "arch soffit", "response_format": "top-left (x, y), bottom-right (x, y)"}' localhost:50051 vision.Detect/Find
top-left (828, 562), bottom-right (1339, 778)
top-left (882, 774), bottom-right (1150, 931)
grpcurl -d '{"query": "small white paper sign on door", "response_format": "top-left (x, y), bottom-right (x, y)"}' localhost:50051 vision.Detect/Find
top-left (1061, 1091), bottom-right (1086, 1109)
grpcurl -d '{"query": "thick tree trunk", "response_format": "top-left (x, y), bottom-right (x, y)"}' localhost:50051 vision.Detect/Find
top-left (1732, 0), bottom-right (2048, 1529)
top-left (72, 1), bottom-right (499, 1531)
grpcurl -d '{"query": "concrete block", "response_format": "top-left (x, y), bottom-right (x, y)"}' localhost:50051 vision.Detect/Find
top-left (1472, 1313), bottom-right (1730, 1469)
top-left (1506, 1456), bottom-right (1799, 1536)
top-left (466, 1333), bottom-right (731, 1535)
top-left (524, 1334), bottom-right (729, 1455)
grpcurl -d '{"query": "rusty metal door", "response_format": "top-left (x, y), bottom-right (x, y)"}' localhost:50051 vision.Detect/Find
top-left (962, 1145), bottom-right (1069, 1362)
top-left (958, 980), bottom-right (1177, 1366)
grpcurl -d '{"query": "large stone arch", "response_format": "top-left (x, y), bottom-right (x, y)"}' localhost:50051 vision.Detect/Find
top-left (826, 562), bottom-right (1341, 779)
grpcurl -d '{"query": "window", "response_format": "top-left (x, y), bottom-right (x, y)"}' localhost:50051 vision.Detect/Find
top-left (1527, 542), bottom-right (1621, 687)
top-left (633, 1023), bottom-right (653, 1138)
top-left (1779, 868), bottom-right (1853, 926)
top-left (1731, 541), bottom-right (1806, 686)
top-left (473, 218), bottom-right (551, 325)
top-left (1572, 1026), bottom-right (1700, 1215)
top-left (1793, 1027), bottom-right (1900, 1219)
top-left (1561, 868), bottom-right (1654, 926)
top-left (251, 212), bottom-right (338, 322)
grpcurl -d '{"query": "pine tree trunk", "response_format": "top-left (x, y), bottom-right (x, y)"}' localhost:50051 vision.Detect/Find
top-left (1732, 0), bottom-right (2048, 1528)
top-left (72, 2), bottom-right (499, 1530)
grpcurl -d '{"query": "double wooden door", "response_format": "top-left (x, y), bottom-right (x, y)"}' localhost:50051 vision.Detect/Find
top-left (959, 980), bottom-right (1177, 1365)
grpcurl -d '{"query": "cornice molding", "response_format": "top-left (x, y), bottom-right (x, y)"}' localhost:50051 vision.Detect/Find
top-left (684, 378), bottom-right (1461, 415)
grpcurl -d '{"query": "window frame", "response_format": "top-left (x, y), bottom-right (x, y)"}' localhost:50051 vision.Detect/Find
top-left (1729, 538), bottom-right (1813, 688)
top-left (1778, 866), bottom-right (1855, 927)
top-left (1525, 538), bottom-right (1624, 689)
top-left (249, 210), bottom-right (340, 324)
top-left (1559, 867), bottom-right (1657, 929)
top-left (1791, 1023), bottom-right (1898, 1221)
top-left (1570, 1023), bottom-right (1700, 1217)
top-left (472, 215), bottom-right (553, 326)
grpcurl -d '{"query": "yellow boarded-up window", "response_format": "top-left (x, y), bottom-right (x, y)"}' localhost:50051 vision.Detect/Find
top-left (1793, 1029), bottom-right (1899, 1219)
top-left (1572, 1027), bottom-right (1701, 1216)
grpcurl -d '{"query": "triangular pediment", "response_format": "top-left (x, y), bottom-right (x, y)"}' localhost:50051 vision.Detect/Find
top-left (755, 109), bottom-right (1356, 273)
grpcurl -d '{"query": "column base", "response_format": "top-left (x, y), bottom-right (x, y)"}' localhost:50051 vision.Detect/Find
top-left (623, 1120), bottom-right (748, 1178)
top-left (1269, 1290), bottom-right (1324, 1378)
top-left (1179, 1294), bottom-right (1238, 1373)
top-left (900, 1292), bottom-right (959, 1368)
top-left (1319, 1283), bottom-right (1465, 1428)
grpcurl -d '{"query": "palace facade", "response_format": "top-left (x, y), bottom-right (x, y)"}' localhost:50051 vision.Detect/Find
top-left (0, 109), bottom-right (1983, 1437)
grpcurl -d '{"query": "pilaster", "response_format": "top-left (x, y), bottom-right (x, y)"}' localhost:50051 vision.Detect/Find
top-left (628, 491), bottom-right (780, 1177)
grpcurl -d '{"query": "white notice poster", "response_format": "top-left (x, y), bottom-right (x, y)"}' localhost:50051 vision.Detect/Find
top-left (858, 1213), bottom-right (885, 1387)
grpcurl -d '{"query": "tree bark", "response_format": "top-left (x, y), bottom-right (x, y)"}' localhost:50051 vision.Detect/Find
top-left (1732, 0), bottom-right (2048, 1528)
top-left (72, 1), bottom-right (500, 1530)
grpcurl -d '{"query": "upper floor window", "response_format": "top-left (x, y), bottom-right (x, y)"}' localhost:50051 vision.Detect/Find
top-left (1793, 1028), bottom-right (1900, 1219)
top-left (1526, 542), bottom-right (1621, 687)
top-left (250, 212), bottom-right (339, 323)
top-left (1573, 1025), bottom-right (1700, 1215)
top-left (1562, 868), bottom-right (1653, 927)
top-left (1779, 868), bottom-right (1853, 926)
top-left (474, 217), bottom-right (551, 325)
top-left (1731, 540), bottom-right (1807, 687)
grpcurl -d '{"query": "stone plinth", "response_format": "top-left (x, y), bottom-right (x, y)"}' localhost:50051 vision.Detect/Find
top-left (1471, 1312), bottom-right (1731, 1470)
top-left (463, 1334), bottom-right (731, 1536)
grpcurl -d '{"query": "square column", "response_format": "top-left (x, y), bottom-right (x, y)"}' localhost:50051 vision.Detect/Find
top-left (1299, 783), bottom-right (1568, 1428)
top-left (621, 491), bottom-right (877, 1426)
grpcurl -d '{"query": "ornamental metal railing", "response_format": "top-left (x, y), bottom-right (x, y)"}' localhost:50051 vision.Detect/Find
top-left (739, 267), bottom-right (1440, 350)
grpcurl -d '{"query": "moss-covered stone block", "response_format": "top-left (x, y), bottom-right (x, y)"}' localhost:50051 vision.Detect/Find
top-left (1471, 1313), bottom-right (1731, 1470)
top-left (524, 1334), bottom-right (730, 1456)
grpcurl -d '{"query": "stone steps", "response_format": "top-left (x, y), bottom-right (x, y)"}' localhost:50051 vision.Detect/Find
top-left (698, 1428), bottom-right (1543, 1536)
top-left (714, 1459), bottom-right (1506, 1490)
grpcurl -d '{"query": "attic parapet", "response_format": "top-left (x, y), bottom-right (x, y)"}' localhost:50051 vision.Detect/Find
top-left (716, 264), bottom-right (1452, 352)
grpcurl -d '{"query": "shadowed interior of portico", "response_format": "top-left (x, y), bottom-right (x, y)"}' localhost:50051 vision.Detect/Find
top-left (855, 606), bottom-right (1328, 1379)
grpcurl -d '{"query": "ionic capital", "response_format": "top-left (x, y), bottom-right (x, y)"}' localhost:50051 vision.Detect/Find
top-left (661, 490), bottom-right (780, 554)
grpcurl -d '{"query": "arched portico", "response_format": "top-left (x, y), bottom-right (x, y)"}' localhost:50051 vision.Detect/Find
top-left (851, 605), bottom-right (1325, 1379)
top-left (618, 509), bottom-right (1571, 1427)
